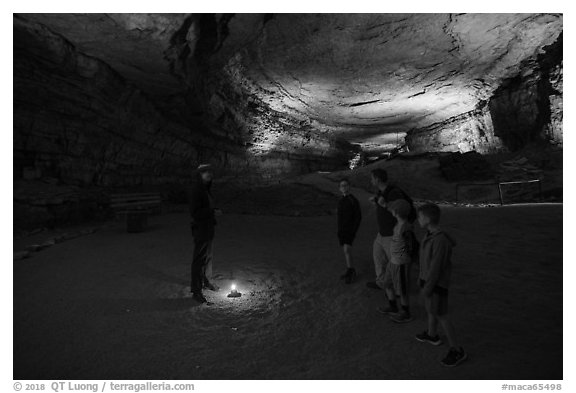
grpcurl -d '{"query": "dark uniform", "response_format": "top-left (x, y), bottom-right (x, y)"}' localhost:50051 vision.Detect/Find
top-left (188, 173), bottom-right (216, 295)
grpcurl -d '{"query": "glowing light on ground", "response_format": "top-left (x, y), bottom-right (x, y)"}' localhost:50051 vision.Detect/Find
top-left (227, 283), bottom-right (241, 298)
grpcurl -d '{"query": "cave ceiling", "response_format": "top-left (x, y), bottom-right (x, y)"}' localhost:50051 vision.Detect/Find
top-left (18, 13), bottom-right (563, 151)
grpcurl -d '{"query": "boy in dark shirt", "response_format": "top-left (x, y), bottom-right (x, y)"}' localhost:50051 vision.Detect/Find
top-left (415, 203), bottom-right (467, 367)
top-left (337, 179), bottom-right (362, 284)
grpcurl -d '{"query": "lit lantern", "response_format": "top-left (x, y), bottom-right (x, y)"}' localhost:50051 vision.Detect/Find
top-left (227, 283), bottom-right (241, 298)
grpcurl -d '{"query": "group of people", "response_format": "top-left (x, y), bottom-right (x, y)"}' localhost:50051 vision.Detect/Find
top-left (188, 164), bottom-right (467, 368)
top-left (336, 168), bottom-right (466, 367)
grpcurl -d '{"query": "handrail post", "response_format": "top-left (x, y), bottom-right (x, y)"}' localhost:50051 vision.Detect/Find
top-left (538, 179), bottom-right (542, 202)
top-left (455, 184), bottom-right (459, 203)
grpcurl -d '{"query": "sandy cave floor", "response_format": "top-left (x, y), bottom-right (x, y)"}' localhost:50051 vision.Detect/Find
top-left (13, 179), bottom-right (562, 380)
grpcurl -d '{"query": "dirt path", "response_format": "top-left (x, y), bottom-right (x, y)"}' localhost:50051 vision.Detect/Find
top-left (13, 191), bottom-right (562, 379)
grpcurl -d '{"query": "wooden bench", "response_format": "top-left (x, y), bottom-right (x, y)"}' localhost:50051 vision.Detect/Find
top-left (110, 192), bottom-right (162, 233)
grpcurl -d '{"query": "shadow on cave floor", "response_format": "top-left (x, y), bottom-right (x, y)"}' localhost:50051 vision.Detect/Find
top-left (13, 179), bottom-right (562, 380)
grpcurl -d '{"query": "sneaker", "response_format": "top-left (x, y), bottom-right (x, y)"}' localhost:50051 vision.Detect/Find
top-left (377, 305), bottom-right (399, 315)
top-left (415, 331), bottom-right (442, 346)
top-left (192, 292), bottom-right (208, 304)
top-left (366, 281), bottom-right (382, 290)
top-left (344, 268), bottom-right (357, 284)
top-left (203, 281), bottom-right (220, 291)
top-left (390, 311), bottom-right (413, 323)
top-left (441, 347), bottom-right (468, 367)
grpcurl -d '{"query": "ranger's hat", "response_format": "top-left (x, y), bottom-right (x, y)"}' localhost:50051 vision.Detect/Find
top-left (197, 164), bottom-right (213, 173)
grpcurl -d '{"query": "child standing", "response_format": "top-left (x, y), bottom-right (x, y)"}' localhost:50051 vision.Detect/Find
top-left (337, 179), bottom-right (362, 284)
top-left (377, 199), bottom-right (417, 323)
top-left (415, 203), bottom-right (467, 367)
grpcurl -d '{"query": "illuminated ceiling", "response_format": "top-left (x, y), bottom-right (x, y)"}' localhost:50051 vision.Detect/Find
top-left (18, 13), bottom-right (563, 152)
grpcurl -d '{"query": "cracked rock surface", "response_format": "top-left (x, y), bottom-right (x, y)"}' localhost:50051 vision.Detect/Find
top-left (15, 13), bottom-right (563, 181)
top-left (202, 13), bottom-right (562, 154)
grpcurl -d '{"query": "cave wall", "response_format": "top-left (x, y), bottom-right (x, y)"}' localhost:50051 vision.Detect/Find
top-left (13, 17), bottom-right (225, 229)
top-left (13, 13), bottom-right (563, 229)
top-left (171, 15), bottom-right (353, 178)
top-left (488, 34), bottom-right (563, 151)
top-left (14, 17), bottom-right (234, 188)
top-left (13, 16), bottom-right (352, 229)
top-left (407, 33), bottom-right (562, 153)
top-left (14, 16), bottom-right (350, 190)
top-left (547, 61), bottom-right (563, 145)
top-left (205, 53), bottom-right (352, 177)
top-left (405, 103), bottom-right (503, 154)
top-left (15, 13), bottom-right (562, 189)
top-left (179, 13), bottom-right (563, 160)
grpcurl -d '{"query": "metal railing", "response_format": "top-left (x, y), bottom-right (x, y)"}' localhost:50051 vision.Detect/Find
top-left (456, 179), bottom-right (542, 205)
top-left (497, 179), bottom-right (542, 205)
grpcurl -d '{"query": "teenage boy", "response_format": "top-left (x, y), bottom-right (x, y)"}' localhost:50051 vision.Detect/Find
top-left (415, 203), bottom-right (467, 367)
top-left (337, 179), bottom-right (362, 284)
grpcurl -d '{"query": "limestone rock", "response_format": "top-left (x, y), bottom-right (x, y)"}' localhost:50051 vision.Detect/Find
top-left (14, 14), bottom-right (350, 194)
top-left (185, 13), bottom-right (563, 154)
top-left (406, 103), bottom-right (503, 154)
top-left (16, 13), bottom-right (563, 159)
top-left (547, 62), bottom-right (563, 146)
top-left (13, 13), bottom-right (563, 229)
top-left (488, 34), bottom-right (562, 151)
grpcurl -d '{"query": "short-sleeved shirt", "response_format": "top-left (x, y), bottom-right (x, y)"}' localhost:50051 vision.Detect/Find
top-left (390, 221), bottom-right (413, 265)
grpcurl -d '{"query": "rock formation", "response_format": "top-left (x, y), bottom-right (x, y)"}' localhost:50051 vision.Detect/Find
top-left (488, 34), bottom-right (563, 150)
top-left (405, 103), bottom-right (501, 154)
top-left (13, 13), bottom-right (563, 228)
